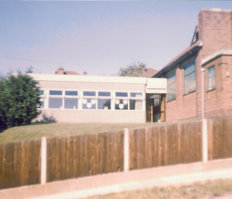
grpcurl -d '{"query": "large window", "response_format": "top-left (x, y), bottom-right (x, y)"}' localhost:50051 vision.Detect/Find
top-left (115, 92), bottom-right (128, 110)
top-left (49, 90), bottom-right (63, 109)
top-left (82, 91), bottom-right (96, 109)
top-left (115, 92), bottom-right (143, 110)
top-left (41, 90), bottom-right (144, 111)
top-left (207, 65), bottom-right (215, 91)
top-left (98, 91), bottom-right (111, 110)
top-left (184, 59), bottom-right (196, 95)
top-left (129, 92), bottom-right (142, 110)
top-left (167, 72), bottom-right (176, 101)
top-left (64, 91), bottom-right (78, 109)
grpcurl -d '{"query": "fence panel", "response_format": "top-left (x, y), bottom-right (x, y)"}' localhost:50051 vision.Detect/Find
top-left (129, 121), bottom-right (202, 170)
top-left (46, 131), bottom-right (124, 182)
top-left (208, 117), bottom-right (232, 160)
top-left (0, 140), bottom-right (41, 189)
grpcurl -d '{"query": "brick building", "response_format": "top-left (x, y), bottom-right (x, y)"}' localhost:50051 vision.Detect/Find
top-left (154, 8), bottom-right (232, 121)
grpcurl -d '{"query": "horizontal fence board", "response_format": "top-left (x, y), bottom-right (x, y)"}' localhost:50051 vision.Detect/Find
top-left (0, 140), bottom-right (41, 189)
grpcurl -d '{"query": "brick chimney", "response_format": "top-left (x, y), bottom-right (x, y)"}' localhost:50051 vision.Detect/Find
top-left (55, 67), bottom-right (65, 74)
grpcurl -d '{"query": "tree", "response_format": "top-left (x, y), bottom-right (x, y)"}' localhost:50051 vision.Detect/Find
top-left (119, 62), bottom-right (146, 77)
top-left (26, 65), bottom-right (34, 73)
top-left (0, 74), bottom-right (41, 131)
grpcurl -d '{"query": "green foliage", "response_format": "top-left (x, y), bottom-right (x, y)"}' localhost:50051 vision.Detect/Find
top-left (119, 62), bottom-right (146, 77)
top-left (0, 74), bottom-right (41, 131)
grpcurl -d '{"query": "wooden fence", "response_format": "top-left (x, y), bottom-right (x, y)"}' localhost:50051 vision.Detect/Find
top-left (0, 140), bottom-right (41, 189)
top-left (208, 117), bottom-right (232, 160)
top-left (129, 121), bottom-right (202, 170)
top-left (0, 117), bottom-right (232, 189)
top-left (46, 131), bottom-right (124, 182)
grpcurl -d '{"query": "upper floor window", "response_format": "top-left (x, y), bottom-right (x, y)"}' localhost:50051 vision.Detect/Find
top-left (167, 72), bottom-right (176, 102)
top-left (207, 65), bottom-right (215, 91)
top-left (184, 59), bottom-right (196, 95)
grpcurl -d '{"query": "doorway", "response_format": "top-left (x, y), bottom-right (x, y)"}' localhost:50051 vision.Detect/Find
top-left (146, 94), bottom-right (166, 123)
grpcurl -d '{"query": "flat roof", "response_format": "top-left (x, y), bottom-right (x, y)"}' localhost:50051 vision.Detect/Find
top-left (29, 73), bottom-right (167, 94)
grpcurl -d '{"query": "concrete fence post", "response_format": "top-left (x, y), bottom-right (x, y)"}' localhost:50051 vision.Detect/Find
top-left (202, 119), bottom-right (208, 162)
top-left (124, 128), bottom-right (129, 172)
top-left (41, 136), bottom-right (47, 184)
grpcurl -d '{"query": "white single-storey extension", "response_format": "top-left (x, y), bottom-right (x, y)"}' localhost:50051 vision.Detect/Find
top-left (30, 74), bottom-right (167, 123)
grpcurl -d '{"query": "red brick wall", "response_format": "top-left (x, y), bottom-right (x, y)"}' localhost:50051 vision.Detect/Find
top-left (198, 9), bottom-right (232, 58)
top-left (165, 9), bottom-right (232, 122)
top-left (204, 55), bottom-right (232, 118)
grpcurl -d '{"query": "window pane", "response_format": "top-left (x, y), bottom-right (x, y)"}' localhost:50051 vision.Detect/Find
top-left (98, 99), bottom-right (111, 110)
top-left (64, 98), bottom-right (78, 109)
top-left (115, 92), bottom-right (128, 97)
top-left (39, 90), bottom-right (44, 95)
top-left (115, 99), bottom-right (128, 110)
top-left (130, 92), bottom-right (142, 97)
top-left (40, 101), bottom-right (44, 108)
top-left (207, 66), bottom-right (215, 90)
top-left (184, 59), bottom-right (196, 94)
top-left (130, 100), bottom-right (142, 110)
top-left (82, 98), bottom-right (96, 109)
top-left (83, 91), bottom-right (96, 96)
top-left (98, 91), bottom-right (111, 97)
top-left (50, 90), bottom-right (62, 95)
top-left (167, 72), bottom-right (176, 101)
top-left (65, 91), bottom-right (78, 96)
top-left (49, 98), bottom-right (62, 108)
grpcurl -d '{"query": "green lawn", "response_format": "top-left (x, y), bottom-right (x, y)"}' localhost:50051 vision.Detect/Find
top-left (0, 122), bottom-right (156, 144)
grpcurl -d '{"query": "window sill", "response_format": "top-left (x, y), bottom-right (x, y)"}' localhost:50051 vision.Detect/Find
top-left (183, 90), bottom-right (196, 96)
top-left (207, 88), bottom-right (216, 93)
top-left (167, 98), bottom-right (176, 103)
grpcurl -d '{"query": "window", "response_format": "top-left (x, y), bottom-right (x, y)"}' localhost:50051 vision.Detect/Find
top-left (129, 92), bottom-right (143, 110)
top-left (64, 90), bottom-right (78, 109)
top-left (82, 91), bottom-right (96, 109)
top-left (130, 100), bottom-right (142, 110)
top-left (50, 90), bottom-right (62, 95)
top-left (115, 92), bottom-right (128, 110)
top-left (184, 59), bottom-right (196, 95)
top-left (98, 91), bottom-right (111, 110)
top-left (49, 90), bottom-right (63, 109)
top-left (39, 90), bottom-right (45, 108)
top-left (207, 66), bottom-right (215, 91)
top-left (167, 72), bottom-right (176, 101)
top-left (115, 92), bottom-right (143, 110)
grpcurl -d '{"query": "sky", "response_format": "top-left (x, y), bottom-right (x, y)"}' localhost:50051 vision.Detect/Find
top-left (0, 1), bottom-right (232, 76)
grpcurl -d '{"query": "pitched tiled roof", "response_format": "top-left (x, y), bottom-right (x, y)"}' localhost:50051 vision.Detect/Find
top-left (154, 40), bottom-right (203, 77)
top-left (142, 68), bottom-right (157, 77)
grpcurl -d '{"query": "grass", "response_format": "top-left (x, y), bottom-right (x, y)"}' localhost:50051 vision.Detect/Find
top-left (0, 122), bottom-right (157, 144)
top-left (87, 179), bottom-right (232, 199)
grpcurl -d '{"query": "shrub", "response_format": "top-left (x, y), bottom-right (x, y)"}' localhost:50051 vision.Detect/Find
top-left (0, 74), bottom-right (41, 131)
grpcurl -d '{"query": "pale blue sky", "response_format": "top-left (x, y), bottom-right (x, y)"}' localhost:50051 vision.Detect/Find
top-left (0, 1), bottom-right (231, 76)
